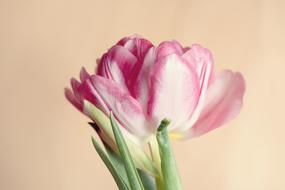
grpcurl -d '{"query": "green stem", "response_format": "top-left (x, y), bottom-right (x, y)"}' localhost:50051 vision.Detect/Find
top-left (148, 135), bottom-right (164, 190)
top-left (156, 119), bottom-right (183, 190)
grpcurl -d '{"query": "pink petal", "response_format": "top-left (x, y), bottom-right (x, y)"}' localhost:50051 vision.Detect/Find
top-left (147, 54), bottom-right (200, 130)
top-left (116, 34), bottom-right (141, 46)
top-left (70, 77), bottom-right (109, 114)
top-left (183, 44), bottom-right (214, 84)
top-left (90, 75), bottom-right (150, 138)
top-left (79, 79), bottom-right (110, 114)
top-left (156, 40), bottom-right (184, 59)
top-left (128, 47), bottom-right (156, 108)
top-left (186, 70), bottom-right (245, 138)
top-left (175, 44), bottom-right (214, 132)
top-left (64, 88), bottom-right (82, 111)
top-left (97, 54), bottom-right (111, 78)
top-left (97, 45), bottom-right (138, 87)
top-left (70, 78), bottom-right (81, 99)
top-left (80, 67), bottom-right (90, 82)
top-left (116, 36), bottom-right (153, 96)
top-left (117, 35), bottom-right (153, 59)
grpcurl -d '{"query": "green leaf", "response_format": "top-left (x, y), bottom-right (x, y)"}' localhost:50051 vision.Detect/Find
top-left (156, 119), bottom-right (183, 190)
top-left (110, 113), bottom-right (145, 190)
top-left (103, 141), bottom-right (130, 188)
top-left (104, 140), bottom-right (156, 190)
top-left (91, 136), bottom-right (129, 190)
top-left (137, 169), bottom-right (156, 190)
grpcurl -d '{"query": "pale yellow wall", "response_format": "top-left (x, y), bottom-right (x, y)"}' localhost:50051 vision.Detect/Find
top-left (1, 0), bottom-right (284, 189)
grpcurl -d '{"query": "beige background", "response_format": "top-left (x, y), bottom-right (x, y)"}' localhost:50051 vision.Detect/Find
top-left (1, 0), bottom-right (285, 189)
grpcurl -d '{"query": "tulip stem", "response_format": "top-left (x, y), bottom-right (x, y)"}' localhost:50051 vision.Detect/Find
top-left (148, 136), bottom-right (164, 190)
top-left (156, 119), bottom-right (183, 190)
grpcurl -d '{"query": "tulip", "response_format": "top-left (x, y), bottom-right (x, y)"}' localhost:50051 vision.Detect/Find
top-left (65, 35), bottom-right (245, 189)
top-left (65, 35), bottom-right (245, 142)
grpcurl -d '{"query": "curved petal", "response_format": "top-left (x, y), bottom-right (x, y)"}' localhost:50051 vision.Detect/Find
top-left (175, 44), bottom-right (214, 132)
top-left (117, 35), bottom-right (153, 59)
top-left (147, 54), bottom-right (200, 130)
top-left (128, 47), bottom-right (156, 109)
top-left (116, 34), bottom-right (141, 46)
top-left (124, 40), bottom-right (154, 97)
top-left (64, 88), bottom-right (82, 111)
top-left (183, 44), bottom-right (214, 84)
top-left (156, 40), bottom-right (184, 59)
top-left (81, 79), bottom-right (110, 114)
top-left (183, 70), bottom-right (245, 138)
top-left (70, 78), bottom-right (81, 99)
top-left (79, 67), bottom-right (90, 82)
top-left (69, 76), bottom-right (110, 114)
top-left (67, 71), bottom-right (117, 117)
top-left (97, 45), bottom-right (138, 88)
top-left (90, 75), bottom-right (150, 139)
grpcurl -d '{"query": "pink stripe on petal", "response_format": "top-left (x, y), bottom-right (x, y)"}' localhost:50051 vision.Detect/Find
top-left (128, 47), bottom-right (156, 108)
top-left (97, 46), bottom-right (138, 88)
top-left (91, 75), bottom-right (150, 139)
top-left (147, 54), bottom-right (200, 130)
top-left (186, 70), bottom-right (245, 138)
top-left (106, 45), bottom-right (138, 79)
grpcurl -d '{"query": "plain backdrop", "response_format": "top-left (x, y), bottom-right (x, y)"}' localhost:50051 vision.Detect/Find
top-left (1, 0), bottom-right (285, 189)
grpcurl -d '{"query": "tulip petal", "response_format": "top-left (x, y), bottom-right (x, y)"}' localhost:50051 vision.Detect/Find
top-left (80, 67), bottom-right (90, 82)
top-left (123, 38), bottom-right (153, 97)
top-left (117, 34), bottom-right (141, 46)
top-left (147, 54), bottom-right (200, 130)
top-left (156, 41), bottom-right (184, 59)
top-left (97, 45), bottom-right (138, 88)
top-left (70, 76), bottom-right (110, 115)
top-left (90, 75), bottom-right (150, 139)
top-left (82, 79), bottom-right (110, 114)
top-left (117, 35), bottom-right (153, 59)
top-left (97, 54), bottom-right (112, 78)
top-left (128, 47), bottom-right (156, 108)
top-left (183, 44), bottom-right (214, 84)
top-left (175, 44), bottom-right (214, 132)
top-left (64, 88), bottom-right (82, 111)
top-left (185, 70), bottom-right (245, 138)
top-left (70, 78), bottom-right (81, 99)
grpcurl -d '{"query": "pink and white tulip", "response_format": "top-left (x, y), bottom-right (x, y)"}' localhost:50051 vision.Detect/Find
top-left (65, 35), bottom-right (245, 142)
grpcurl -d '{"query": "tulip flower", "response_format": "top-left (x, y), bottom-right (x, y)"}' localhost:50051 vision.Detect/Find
top-left (65, 35), bottom-right (245, 142)
top-left (65, 35), bottom-right (245, 190)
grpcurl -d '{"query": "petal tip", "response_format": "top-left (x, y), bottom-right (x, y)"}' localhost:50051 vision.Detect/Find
top-left (80, 67), bottom-right (90, 82)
